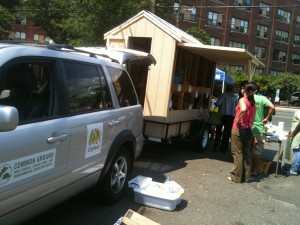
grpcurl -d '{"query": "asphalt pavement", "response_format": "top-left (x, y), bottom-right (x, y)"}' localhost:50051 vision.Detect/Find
top-left (128, 139), bottom-right (300, 225)
top-left (24, 105), bottom-right (300, 225)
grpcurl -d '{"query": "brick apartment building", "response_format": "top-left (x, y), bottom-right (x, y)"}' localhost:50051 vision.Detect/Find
top-left (1, 16), bottom-right (49, 44)
top-left (166, 0), bottom-right (300, 75)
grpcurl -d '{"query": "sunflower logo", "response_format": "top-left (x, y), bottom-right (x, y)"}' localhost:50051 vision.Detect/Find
top-left (0, 164), bottom-right (12, 185)
top-left (88, 129), bottom-right (101, 145)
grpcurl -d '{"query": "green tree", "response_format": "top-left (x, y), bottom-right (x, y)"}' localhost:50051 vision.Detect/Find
top-left (23, 0), bottom-right (150, 45)
top-left (0, 1), bottom-right (23, 36)
top-left (268, 72), bottom-right (300, 100)
top-left (185, 27), bottom-right (210, 44)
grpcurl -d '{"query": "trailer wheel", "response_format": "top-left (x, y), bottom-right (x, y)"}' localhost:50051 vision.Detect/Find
top-left (196, 128), bottom-right (209, 152)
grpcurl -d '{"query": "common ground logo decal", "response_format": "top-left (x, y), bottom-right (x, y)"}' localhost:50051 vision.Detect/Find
top-left (0, 149), bottom-right (56, 187)
top-left (0, 164), bottom-right (12, 185)
top-left (85, 123), bottom-right (103, 158)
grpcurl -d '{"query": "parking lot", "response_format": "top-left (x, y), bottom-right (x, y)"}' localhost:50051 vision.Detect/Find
top-left (24, 139), bottom-right (300, 225)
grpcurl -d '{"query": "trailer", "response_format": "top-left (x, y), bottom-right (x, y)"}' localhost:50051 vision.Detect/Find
top-left (104, 10), bottom-right (264, 151)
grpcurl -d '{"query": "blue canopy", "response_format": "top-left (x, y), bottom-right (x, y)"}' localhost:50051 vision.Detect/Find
top-left (214, 68), bottom-right (233, 85)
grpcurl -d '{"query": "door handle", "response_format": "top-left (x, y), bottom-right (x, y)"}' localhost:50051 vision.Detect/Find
top-left (108, 120), bottom-right (120, 127)
top-left (47, 133), bottom-right (68, 143)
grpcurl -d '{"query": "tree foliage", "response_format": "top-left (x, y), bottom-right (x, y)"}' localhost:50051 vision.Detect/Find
top-left (0, 1), bottom-right (23, 36)
top-left (229, 70), bottom-right (300, 101)
top-left (22, 0), bottom-right (150, 45)
top-left (185, 27), bottom-right (210, 44)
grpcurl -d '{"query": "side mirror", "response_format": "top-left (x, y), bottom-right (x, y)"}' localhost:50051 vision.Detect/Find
top-left (0, 105), bottom-right (19, 132)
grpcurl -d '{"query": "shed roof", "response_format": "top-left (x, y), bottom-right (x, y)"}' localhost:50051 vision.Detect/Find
top-left (178, 43), bottom-right (264, 67)
top-left (104, 10), bottom-right (264, 80)
top-left (104, 10), bottom-right (203, 45)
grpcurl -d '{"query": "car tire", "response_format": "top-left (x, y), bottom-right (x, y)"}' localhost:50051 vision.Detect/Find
top-left (192, 127), bottom-right (209, 152)
top-left (99, 146), bottom-right (132, 205)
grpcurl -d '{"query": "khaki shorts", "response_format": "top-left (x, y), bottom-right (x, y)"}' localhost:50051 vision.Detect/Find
top-left (253, 134), bottom-right (265, 155)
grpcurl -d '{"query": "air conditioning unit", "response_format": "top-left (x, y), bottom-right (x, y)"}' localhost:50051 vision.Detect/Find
top-left (236, 26), bottom-right (240, 30)
top-left (217, 22), bottom-right (222, 26)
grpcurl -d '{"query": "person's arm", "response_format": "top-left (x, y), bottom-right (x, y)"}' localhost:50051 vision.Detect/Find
top-left (237, 98), bottom-right (246, 126)
top-left (262, 103), bottom-right (275, 124)
top-left (288, 122), bottom-right (300, 138)
top-left (215, 94), bottom-right (223, 107)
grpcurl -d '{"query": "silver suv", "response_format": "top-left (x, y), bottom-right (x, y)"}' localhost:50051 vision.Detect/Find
top-left (0, 43), bottom-right (144, 225)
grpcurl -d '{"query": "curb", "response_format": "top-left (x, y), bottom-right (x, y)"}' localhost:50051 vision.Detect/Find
top-left (275, 106), bottom-right (299, 112)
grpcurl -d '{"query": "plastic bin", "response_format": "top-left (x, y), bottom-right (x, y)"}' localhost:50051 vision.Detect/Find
top-left (133, 181), bottom-right (182, 211)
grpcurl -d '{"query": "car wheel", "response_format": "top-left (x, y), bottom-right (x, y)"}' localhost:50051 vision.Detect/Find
top-left (99, 146), bottom-right (132, 205)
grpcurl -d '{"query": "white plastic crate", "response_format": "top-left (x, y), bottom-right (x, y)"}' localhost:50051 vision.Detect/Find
top-left (133, 181), bottom-right (183, 211)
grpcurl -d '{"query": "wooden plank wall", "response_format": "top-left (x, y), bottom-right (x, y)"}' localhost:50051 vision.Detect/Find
top-left (110, 17), bottom-right (176, 119)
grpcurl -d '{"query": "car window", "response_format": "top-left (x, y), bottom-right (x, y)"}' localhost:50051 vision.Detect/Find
top-left (0, 62), bottom-right (52, 124)
top-left (106, 66), bottom-right (138, 107)
top-left (64, 61), bottom-right (112, 114)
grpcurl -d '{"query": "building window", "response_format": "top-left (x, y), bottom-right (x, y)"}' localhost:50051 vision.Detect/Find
top-left (34, 34), bottom-right (46, 43)
top-left (255, 68), bottom-right (264, 75)
top-left (174, 3), bottom-right (197, 22)
top-left (271, 70), bottom-right (280, 76)
top-left (230, 65), bottom-right (244, 72)
top-left (208, 11), bottom-right (223, 27)
top-left (277, 9), bottom-right (291, 23)
top-left (231, 17), bottom-right (249, 33)
top-left (254, 46), bottom-right (266, 59)
top-left (233, 0), bottom-right (251, 11)
top-left (15, 15), bottom-right (27, 25)
top-left (235, 66), bottom-right (244, 72)
top-left (256, 24), bottom-right (268, 38)
top-left (273, 49), bottom-right (286, 62)
top-left (34, 34), bottom-right (39, 41)
top-left (275, 30), bottom-right (289, 43)
top-left (259, 3), bottom-right (270, 17)
top-left (292, 54), bottom-right (300, 64)
top-left (229, 41), bottom-right (246, 49)
top-left (15, 32), bottom-right (26, 40)
top-left (294, 34), bottom-right (300, 45)
top-left (210, 37), bottom-right (221, 46)
top-left (45, 37), bottom-right (50, 43)
top-left (297, 16), bottom-right (300, 27)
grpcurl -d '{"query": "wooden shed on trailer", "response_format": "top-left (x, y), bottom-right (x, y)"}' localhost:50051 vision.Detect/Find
top-left (104, 10), bottom-right (264, 146)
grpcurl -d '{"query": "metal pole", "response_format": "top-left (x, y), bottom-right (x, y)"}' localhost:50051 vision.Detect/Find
top-left (150, 0), bottom-right (155, 13)
top-left (176, 0), bottom-right (181, 27)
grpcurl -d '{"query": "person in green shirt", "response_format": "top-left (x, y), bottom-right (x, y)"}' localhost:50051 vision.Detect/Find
top-left (252, 84), bottom-right (275, 176)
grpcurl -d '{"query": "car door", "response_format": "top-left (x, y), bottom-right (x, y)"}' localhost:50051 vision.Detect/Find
top-left (61, 61), bottom-right (120, 184)
top-left (0, 60), bottom-right (70, 218)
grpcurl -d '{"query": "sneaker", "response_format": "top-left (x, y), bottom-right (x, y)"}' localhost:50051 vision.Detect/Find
top-left (288, 170), bottom-right (298, 176)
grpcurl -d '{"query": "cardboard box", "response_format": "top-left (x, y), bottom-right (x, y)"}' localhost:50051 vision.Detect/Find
top-left (258, 160), bottom-right (272, 174)
top-left (120, 209), bottom-right (161, 225)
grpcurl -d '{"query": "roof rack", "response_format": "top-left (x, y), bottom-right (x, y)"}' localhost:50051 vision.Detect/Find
top-left (0, 40), bottom-right (50, 47)
top-left (46, 44), bottom-right (119, 63)
top-left (0, 40), bottom-right (119, 63)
